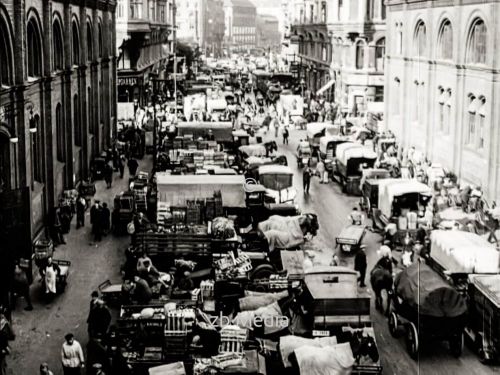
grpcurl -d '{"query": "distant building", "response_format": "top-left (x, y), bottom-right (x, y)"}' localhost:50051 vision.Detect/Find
top-left (224, 0), bottom-right (257, 52)
top-left (384, 0), bottom-right (500, 198)
top-left (256, 14), bottom-right (281, 52)
top-left (116, 0), bottom-right (174, 105)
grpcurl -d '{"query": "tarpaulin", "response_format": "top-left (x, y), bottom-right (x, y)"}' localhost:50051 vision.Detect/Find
top-left (279, 335), bottom-right (338, 368)
top-left (294, 342), bottom-right (354, 375)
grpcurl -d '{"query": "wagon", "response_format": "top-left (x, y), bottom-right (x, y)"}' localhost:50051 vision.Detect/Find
top-left (466, 274), bottom-right (500, 363)
top-left (388, 262), bottom-right (467, 359)
top-left (256, 165), bottom-right (296, 204)
top-left (306, 122), bottom-right (338, 151)
top-left (336, 225), bottom-right (366, 253)
top-left (358, 171), bottom-right (393, 216)
top-left (334, 143), bottom-right (377, 195)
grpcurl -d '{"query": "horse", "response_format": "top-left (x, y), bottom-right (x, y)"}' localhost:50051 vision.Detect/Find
top-left (284, 329), bottom-right (380, 375)
top-left (370, 257), bottom-right (394, 316)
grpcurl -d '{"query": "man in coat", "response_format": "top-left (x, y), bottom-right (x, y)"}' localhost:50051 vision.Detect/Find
top-left (76, 196), bottom-right (86, 229)
top-left (354, 245), bottom-right (367, 287)
top-left (101, 203), bottom-right (111, 235)
top-left (90, 200), bottom-right (103, 242)
top-left (303, 166), bottom-right (312, 194)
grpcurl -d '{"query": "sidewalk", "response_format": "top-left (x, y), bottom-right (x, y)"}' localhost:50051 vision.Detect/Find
top-left (8, 157), bottom-right (152, 375)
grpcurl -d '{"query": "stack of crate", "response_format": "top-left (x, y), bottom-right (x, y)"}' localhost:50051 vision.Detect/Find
top-left (164, 308), bottom-right (195, 357)
top-left (219, 326), bottom-right (247, 353)
top-left (173, 136), bottom-right (183, 149)
top-left (193, 151), bottom-right (204, 170)
top-left (213, 152), bottom-right (226, 168)
top-left (214, 191), bottom-right (223, 217)
top-left (186, 200), bottom-right (201, 225)
top-left (203, 150), bottom-right (215, 168)
top-left (205, 197), bottom-right (215, 221)
top-left (157, 202), bottom-right (170, 227)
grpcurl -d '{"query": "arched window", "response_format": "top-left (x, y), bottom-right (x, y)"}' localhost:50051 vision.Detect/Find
top-left (27, 17), bottom-right (43, 77)
top-left (98, 23), bottom-right (103, 58)
top-left (355, 41), bottom-right (365, 69)
top-left (0, 130), bottom-right (10, 192)
top-left (72, 20), bottom-right (80, 66)
top-left (86, 21), bottom-right (93, 62)
top-left (467, 19), bottom-right (487, 64)
top-left (414, 21), bottom-right (427, 57)
top-left (438, 20), bottom-right (453, 60)
top-left (0, 10), bottom-right (14, 86)
top-left (52, 19), bottom-right (64, 71)
top-left (375, 38), bottom-right (385, 71)
top-left (56, 103), bottom-right (65, 162)
top-left (74, 95), bottom-right (82, 147)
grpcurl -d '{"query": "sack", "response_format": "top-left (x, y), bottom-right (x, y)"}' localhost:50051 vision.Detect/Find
top-left (127, 221), bottom-right (135, 234)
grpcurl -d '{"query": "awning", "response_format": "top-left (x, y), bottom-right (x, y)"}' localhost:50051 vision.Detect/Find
top-left (316, 79), bottom-right (335, 95)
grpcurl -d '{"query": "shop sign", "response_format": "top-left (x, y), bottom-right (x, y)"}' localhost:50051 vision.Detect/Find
top-left (118, 77), bottom-right (140, 86)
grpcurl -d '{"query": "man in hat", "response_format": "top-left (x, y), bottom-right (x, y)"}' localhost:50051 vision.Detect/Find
top-left (92, 363), bottom-right (105, 375)
top-left (90, 200), bottom-right (103, 242)
top-left (354, 245), bottom-right (367, 287)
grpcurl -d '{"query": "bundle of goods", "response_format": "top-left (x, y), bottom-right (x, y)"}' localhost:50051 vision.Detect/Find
top-left (211, 217), bottom-right (237, 240)
top-left (164, 305), bottom-right (196, 356)
top-left (219, 325), bottom-right (248, 353)
top-left (430, 230), bottom-right (499, 274)
top-left (214, 251), bottom-right (252, 280)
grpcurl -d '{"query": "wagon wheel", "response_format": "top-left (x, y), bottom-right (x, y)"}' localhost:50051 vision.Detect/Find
top-left (449, 332), bottom-right (464, 358)
top-left (249, 264), bottom-right (274, 282)
top-left (405, 322), bottom-right (419, 360)
top-left (388, 312), bottom-right (401, 338)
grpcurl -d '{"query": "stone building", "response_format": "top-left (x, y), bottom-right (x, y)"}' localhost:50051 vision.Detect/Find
top-left (291, 0), bottom-right (386, 110)
top-left (116, 0), bottom-right (174, 105)
top-left (0, 0), bottom-right (117, 301)
top-left (384, 0), bottom-right (500, 198)
top-left (224, 0), bottom-right (257, 53)
top-left (256, 14), bottom-right (281, 52)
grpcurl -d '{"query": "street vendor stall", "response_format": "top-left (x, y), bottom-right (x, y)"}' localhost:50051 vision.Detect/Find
top-left (176, 122), bottom-right (233, 145)
top-left (334, 143), bottom-right (377, 195)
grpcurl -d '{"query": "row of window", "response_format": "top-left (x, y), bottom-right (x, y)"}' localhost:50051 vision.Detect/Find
top-left (233, 26), bottom-right (255, 35)
top-left (396, 17), bottom-right (487, 65)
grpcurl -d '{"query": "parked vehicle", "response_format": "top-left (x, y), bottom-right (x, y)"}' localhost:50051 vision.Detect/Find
top-left (255, 165), bottom-right (296, 204)
top-left (359, 169), bottom-right (393, 216)
top-left (334, 143), bottom-right (377, 195)
top-left (296, 142), bottom-right (312, 168)
top-left (389, 263), bottom-right (467, 359)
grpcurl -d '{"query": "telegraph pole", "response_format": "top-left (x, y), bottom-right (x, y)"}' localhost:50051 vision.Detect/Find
top-left (173, 0), bottom-right (177, 105)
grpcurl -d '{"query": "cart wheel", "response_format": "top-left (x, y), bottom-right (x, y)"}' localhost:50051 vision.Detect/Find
top-left (388, 312), bottom-right (400, 338)
top-left (450, 333), bottom-right (464, 358)
top-left (405, 322), bottom-right (419, 360)
top-left (249, 264), bottom-right (274, 281)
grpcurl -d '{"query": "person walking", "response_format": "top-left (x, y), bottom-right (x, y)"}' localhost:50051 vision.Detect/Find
top-left (101, 202), bottom-right (111, 236)
top-left (316, 160), bottom-right (326, 184)
top-left (61, 333), bottom-right (85, 375)
top-left (90, 200), bottom-right (103, 242)
top-left (354, 245), bottom-right (368, 287)
top-left (87, 300), bottom-right (111, 338)
top-left (76, 196), bottom-right (86, 229)
top-left (11, 262), bottom-right (33, 311)
top-left (303, 166), bottom-right (312, 194)
top-left (42, 257), bottom-right (60, 300)
top-left (282, 126), bottom-right (289, 145)
top-left (118, 155), bottom-right (125, 178)
top-left (127, 158), bottom-right (139, 177)
top-left (52, 208), bottom-right (66, 246)
top-left (104, 163), bottom-right (113, 189)
top-left (273, 118), bottom-right (279, 138)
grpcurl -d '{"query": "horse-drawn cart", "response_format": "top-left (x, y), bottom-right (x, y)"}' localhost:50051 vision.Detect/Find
top-left (388, 263), bottom-right (467, 359)
top-left (334, 143), bottom-right (377, 195)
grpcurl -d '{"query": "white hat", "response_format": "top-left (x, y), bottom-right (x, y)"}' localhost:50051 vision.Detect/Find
top-left (377, 245), bottom-right (392, 258)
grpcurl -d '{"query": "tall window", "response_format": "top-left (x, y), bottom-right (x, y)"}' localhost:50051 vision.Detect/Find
top-left (438, 87), bottom-right (445, 131)
top-left (355, 41), bottom-right (364, 69)
top-left (27, 18), bottom-right (42, 77)
top-left (52, 20), bottom-right (64, 71)
top-left (438, 20), bottom-right (453, 60)
top-left (310, 5), bottom-right (314, 23)
top-left (414, 21), bottom-right (426, 57)
top-left (88, 87), bottom-right (93, 135)
top-left (98, 23), bottom-right (103, 58)
top-left (74, 95), bottom-right (82, 147)
top-left (467, 19), bottom-right (487, 64)
top-left (32, 115), bottom-right (43, 182)
top-left (72, 21), bottom-right (80, 66)
top-left (375, 38), bottom-right (385, 71)
top-left (0, 12), bottom-right (14, 86)
top-left (321, 2), bottom-right (327, 23)
top-left (56, 103), bottom-right (65, 162)
top-left (467, 95), bottom-right (478, 145)
top-left (477, 97), bottom-right (486, 149)
top-left (130, 0), bottom-right (142, 19)
top-left (86, 22), bottom-right (93, 62)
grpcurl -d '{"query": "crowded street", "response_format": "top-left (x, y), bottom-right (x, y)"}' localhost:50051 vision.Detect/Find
top-left (3, 0), bottom-right (500, 374)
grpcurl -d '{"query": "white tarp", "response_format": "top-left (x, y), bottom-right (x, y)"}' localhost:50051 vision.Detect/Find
top-left (280, 95), bottom-right (304, 117)
top-left (294, 343), bottom-right (354, 375)
top-left (431, 230), bottom-right (500, 274)
top-left (335, 143), bottom-right (377, 166)
top-left (258, 215), bottom-right (304, 251)
top-left (156, 173), bottom-right (246, 207)
top-left (377, 179), bottom-right (431, 218)
top-left (207, 98), bottom-right (227, 112)
top-left (280, 336), bottom-right (338, 368)
top-left (117, 102), bottom-right (135, 121)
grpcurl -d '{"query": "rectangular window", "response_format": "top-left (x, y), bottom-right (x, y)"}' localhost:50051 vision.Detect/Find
top-left (478, 114), bottom-right (485, 148)
top-left (468, 112), bottom-right (475, 144)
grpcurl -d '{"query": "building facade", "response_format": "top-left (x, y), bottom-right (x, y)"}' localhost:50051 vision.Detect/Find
top-left (116, 0), bottom-right (173, 105)
top-left (0, 0), bottom-right (116, 301)
top-left (291, 0), bottom-right (386, 111)
top-left (384, 0), bottom-right (500, 199)
top-left (256, 14), bottom-right (281, 52)
top-left (224, 0), bottom-right (257, 53)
